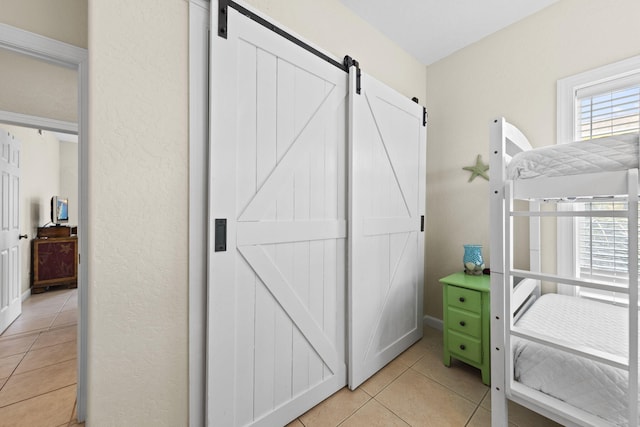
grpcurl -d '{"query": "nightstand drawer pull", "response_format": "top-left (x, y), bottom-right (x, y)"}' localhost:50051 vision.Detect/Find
top-left (447, 307), bottom-right (481, 337)
top-left (447, 286), bottom-right (481, 313)
top-left (448, 330), bottom-right (482, 363)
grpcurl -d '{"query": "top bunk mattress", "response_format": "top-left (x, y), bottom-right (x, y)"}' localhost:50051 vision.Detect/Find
top-left (513, 293), bottom-right (635, 425)
top-left (507, 133), bottom-right (639, 180)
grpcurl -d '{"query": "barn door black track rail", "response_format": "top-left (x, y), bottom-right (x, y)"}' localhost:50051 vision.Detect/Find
top-left (218, 0), bottom-right (347, 73)
top-left (217, 0), bottom-right (426, 124)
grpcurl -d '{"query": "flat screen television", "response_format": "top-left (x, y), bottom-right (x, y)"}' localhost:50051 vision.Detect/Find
top-left (51, 196), bottom-right (69, 225)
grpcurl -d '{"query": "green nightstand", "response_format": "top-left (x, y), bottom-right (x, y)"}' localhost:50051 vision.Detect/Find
top-left (440, 272), bottom-right (490, 385)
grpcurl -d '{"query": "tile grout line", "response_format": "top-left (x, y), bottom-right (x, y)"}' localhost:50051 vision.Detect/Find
top-left (68, 396), bottom-right (79, 425)
top-left (13, 352), bottom-right (78, 377)
top-left (334, 391), bottom-right (372, 427)
top-left (1, 294), bottom-right (75, 341)
top-left (0, 345), bottom-right (35, 392)
top-left (464, 388), bottom-right (489, 427)
top-left (371, 395), bottom-right (413, 427)
top-left (0, 381), bottom-right (78, 409)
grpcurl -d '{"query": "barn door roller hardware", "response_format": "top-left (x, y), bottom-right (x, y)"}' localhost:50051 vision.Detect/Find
top-left (343, 56), bottom-right (361, 94)
top-left (412, 98), bottom-right (427, 126)
top-left (218, 0), bottom-right (229, 38)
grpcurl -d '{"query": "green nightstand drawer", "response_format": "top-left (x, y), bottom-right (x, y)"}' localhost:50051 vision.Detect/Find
top-left (448, 330), bottom-right (481, 363)
top-left (447, 286), bottom-right (481, 314)
top-left (447, 307), bottom-right (481, 338)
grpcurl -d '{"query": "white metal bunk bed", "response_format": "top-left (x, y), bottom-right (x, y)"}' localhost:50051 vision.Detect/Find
top-left (489, 117), bottom-right (640, 427)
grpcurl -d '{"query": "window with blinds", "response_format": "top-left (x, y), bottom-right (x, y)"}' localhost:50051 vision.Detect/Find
top-left (578, 85), bottom-right (640, 140)
top-left (575, 79), bottom-right (640, 305)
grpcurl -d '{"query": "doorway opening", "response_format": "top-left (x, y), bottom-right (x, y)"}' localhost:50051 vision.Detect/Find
top-left (0, 23), bottom-right (88, 422)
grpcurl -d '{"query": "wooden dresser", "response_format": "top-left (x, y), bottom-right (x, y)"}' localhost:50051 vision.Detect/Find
top-left (31, 226), bottom-right (78, 293)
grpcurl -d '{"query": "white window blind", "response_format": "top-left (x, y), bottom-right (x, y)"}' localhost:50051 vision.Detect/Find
top-left (576, 82), bottom-right (640, 304)
top-left (578, 85), bottom-right (640, 140)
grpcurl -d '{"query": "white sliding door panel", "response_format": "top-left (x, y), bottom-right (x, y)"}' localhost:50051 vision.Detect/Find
top-left (0, 129), bottom-right (21, 334)
top-left (208, 7), bottom-right (347, 427)
top-left (347, 69), bottom-right (426, 389)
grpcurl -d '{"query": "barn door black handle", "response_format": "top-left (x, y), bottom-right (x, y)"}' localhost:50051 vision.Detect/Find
top-left (214, 219), bottom-right (227, 252)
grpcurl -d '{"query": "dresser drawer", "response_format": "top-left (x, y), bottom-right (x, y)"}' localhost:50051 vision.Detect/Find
top-left (447, 286), bottom-right (481, 313)
top-left (448, 330), bottom-right (482, 363)
top-left (447, 307), bottom-right (481, 338)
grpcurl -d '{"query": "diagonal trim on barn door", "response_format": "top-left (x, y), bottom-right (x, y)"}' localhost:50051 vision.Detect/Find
top-left (239, 244), bottom-right (340, 373)
top-left (237, 220), bottom-right (346, 246)
top-left (362, 232), bottom-right (417, 360)
top-left (365, 92), bottom-right (419, 219)
top-left (363, 217), bottom-right (420, 237)
top-left (238, 83), bottom-right (347, 222)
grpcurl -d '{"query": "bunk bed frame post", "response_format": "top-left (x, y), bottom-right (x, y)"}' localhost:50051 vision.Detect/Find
top-left (629, 169), bottom-right (639, 427)
top-left (489, 118), bottom-right (509, 425)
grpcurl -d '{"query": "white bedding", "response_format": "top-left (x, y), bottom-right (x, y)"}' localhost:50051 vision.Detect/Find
top-left (507, 133), bottom-right (639, 180)
top-left (514, 294), bottom-right (636, 426)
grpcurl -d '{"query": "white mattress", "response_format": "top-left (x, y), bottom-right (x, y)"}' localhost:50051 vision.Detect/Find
top-left (513, 294), bottom-right (636, 426)
top-left (507, 133), bottom-right (639, 180)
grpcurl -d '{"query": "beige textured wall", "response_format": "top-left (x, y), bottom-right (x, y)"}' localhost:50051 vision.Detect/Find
top-left (0, 125), bottom-right (61, 294)
top-left (424, 0), bottom-right (640, 320)
top-left (0, 50), bottom-right (78, 122)
top-left (0, 0), bottom-right (87, 47)
top-left (0, 0), bottom-right (85, 122)
top-left (88, 0), bottom-right (189, 425)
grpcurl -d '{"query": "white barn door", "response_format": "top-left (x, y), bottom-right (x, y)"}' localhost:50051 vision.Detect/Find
top-left (0, 129), bottom-right (21, 334)
top-left (208, 7), bottom-right (348, 427)
top-left (347, 68), bottom-right (426, 389)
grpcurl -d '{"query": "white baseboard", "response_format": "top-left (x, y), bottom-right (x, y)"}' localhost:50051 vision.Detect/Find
top-left (21, 288), bottom-right (31, 302)
top-left (423, 315), bottom-right (443, 331)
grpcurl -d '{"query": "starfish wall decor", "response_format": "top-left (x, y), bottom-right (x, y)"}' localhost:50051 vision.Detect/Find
top-left (463, 154), bottom-right (489, 182)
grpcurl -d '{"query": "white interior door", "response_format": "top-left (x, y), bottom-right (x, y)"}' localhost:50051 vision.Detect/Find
top-left (208, 7), bottom-right (348, 427)
top-left (347, 68), bottom-right (426, 389)
top-left (0, 129), bottom-right (21, 334)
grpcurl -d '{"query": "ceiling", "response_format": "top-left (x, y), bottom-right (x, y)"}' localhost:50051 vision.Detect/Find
top-left (339, 0), bottom-right (559, 65)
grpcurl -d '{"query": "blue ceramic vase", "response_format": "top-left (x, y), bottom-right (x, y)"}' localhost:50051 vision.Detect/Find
top-left (463, 244), bottom-right (485, 275)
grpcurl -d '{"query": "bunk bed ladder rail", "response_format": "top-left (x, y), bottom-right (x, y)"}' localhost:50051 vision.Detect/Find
top-left (489, 118), bottom-right (509, 426)
top-left (489, 117), bottom-right (540, 426)
top-left (504, 180), bottom-right (515, 404)
top-left (629, 168), bottom-right (639, 427)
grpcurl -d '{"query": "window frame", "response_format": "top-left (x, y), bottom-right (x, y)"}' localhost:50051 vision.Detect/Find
top-left (556, 55), bottom-right (640, 298)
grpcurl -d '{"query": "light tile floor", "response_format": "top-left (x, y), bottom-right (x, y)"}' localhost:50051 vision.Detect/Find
top-left (287, 327), bottom-right (562, 427)
top-left (0, 288), bottom-right (83, 427)
top-left (0, 289), bottom-right (561, 427)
